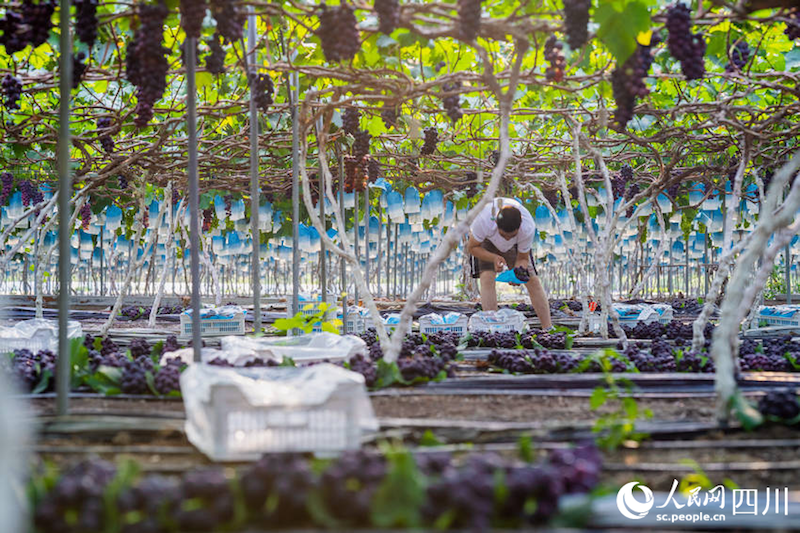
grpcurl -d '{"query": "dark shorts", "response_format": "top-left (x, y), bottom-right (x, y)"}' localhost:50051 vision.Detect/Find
top-left (470, 240), bottom-right (538, 279)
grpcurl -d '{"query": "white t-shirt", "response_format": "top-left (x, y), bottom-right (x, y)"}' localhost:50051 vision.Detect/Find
top-left (470, 198), bottom-right (536, 253)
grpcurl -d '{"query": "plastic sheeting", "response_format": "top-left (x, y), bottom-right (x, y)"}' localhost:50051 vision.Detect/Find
top-left (0, 318), bottom-right (83, 354)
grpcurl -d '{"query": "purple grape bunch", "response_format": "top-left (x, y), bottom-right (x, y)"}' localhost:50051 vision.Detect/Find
top-left (1, 74), bottom-right (22, 110)
top-left (666, 3), bottom-right (706, 81)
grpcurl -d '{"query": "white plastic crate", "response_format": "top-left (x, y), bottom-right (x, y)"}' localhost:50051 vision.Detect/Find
top-left (418, 313), bottom-right (468, 337)
top-left (757, 305), bottom-right (800, 327)
top-left (468, 309), bottom-right (527, 334)
top-left (181, 364), bottom-right (378, 460)
top-left (180, 311), bottom-right (245, 338)
top-left (288, 300), bottom-right (332, 319)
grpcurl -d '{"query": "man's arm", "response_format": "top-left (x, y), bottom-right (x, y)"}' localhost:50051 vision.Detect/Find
top-left (467, 234), bottom-right (506, 271)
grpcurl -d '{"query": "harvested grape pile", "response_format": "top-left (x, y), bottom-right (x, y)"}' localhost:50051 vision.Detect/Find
top-left (486, 334), bottom-right (800, 375)
top-left (3, 335), bottom-right (185, 396)
top-left (30, 445), bottom-right (602, 532)
top-left (342, 329), bottom-right (459, 387)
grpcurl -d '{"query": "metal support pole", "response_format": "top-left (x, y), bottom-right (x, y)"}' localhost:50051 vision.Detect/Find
top-left (353, 190), bottom-right (359, 305)
top-left (376, 213), bottom-right (382, 297)
top-left (56, 0), bottom-right (73, 416)
top-left (685, 238), bottom-right (690, 296)
top-left (248, 7), bottom-right (261, 332)
top-left (704, 234), bottom-right (709, 296)
top-left (290, 71), bottom-right (300, 320)
top-left (385, 220), bottom-right (391, 298)
top-left (393, 224), bottom-right (399, 297)
top-left (363, 188), bottom-right (369, 294)
top-left (320, 170), bottom-right (327, 304)
top-left (668, 238), bottom-right (673, 296)
top-left (338, 146), bottom-right (347, 320)
top-left (786, 245), bottom-right (792, 304)
top-left (187, 38), bottom-right (202, 361)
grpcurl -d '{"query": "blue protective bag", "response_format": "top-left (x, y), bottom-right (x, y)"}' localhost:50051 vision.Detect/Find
top-left (496, 269), bottom-right (525, 284)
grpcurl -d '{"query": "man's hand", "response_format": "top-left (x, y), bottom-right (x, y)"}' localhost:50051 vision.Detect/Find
top-left (494, 255), bottom-right (506, 272)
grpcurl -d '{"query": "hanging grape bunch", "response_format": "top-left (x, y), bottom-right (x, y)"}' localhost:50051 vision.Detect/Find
top-left (666, 179), bottom-right (681, 200)
top-left (785, 9), bottom-right (800, 40)
top-left (317, 2), bottom-right (361, 63)
top-left (441, 81), bottom-right (463, 122)
top-left (380, 102), bottom-right (398, 128)
top-left (126, 1), bottom-right (170, 127)
top-left (172, 186), bottom-right (180, 206)
top-left (224, 194), bottom-right (233, 218)
top-left (666, 3), bottom-right (706, 81)
top-left (726, 40), bottom-right (749, 72)
top-left (205, 33), bottom-right (226, 75)
top-left (74, 0), bottom-right (99, 49)
top-left (202, 208), bottom-right (213, 231)
top-left (367, 158), bottom-right (380, 182)
top-left (544, 35), bottom-right (566, 82)
top-left (621, 163), bottom-right (633, 181)
top-left (18, 180), bottom-right (35, 207)
top-left (249, 73), bottom-right (274, 111)
top-left (542, 188), bottom-right (559, 207)
top-left (762, 168), bottom-right (774, 193)
top-left (0, 172), bottom-right (13, 205)
top-left (1, 74), bottom-right (22, 110)
top-left (420, 127), bottom-right (439, 156)
top-left (457, 0), bottom-right (482, 41)
top-left (562, 0), bottom-right (590, 49)
top-left (23, 0), bottom-right (56, 48)
top-left (342, 107), bottom-right (361, 135)
top-left (625, 181), bottom-right (640, 217)
top-left (0, 9), bottom-right (26, 54)
top-left (80, 202), bottom-right (92, 230)
top-left (118, 175), bottom-right (128, 189)
top-left (610, 37), bottom-right (658, 128)
top-left (374, 0), bottom-right (399, 35)
top-left (96, 117), bottom-right (114, 153)
top-left (0, 0), bottom-right (56, 54)
top-left (611, 175), bottom-right (625, 200)
top-left (210, 0), bottom-right (244, 42)
top-left (72, 52), bottom-right (87, 89)
top-left (343, 155), bottom-right (366, 193)
top-left (489, 149), bottom-right (500, 168)
top-left (180, 0), bottom-right (207, 39)
top-left (464, 171), bottom-right (478, 195)
top-left (352, 129), bottom-right (371, 159)
top-left (309, 172), bottom-right (320, 204)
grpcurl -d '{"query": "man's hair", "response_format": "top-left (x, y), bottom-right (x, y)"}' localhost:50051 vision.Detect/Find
top-left (496, 205), bottom-right (521, 232)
